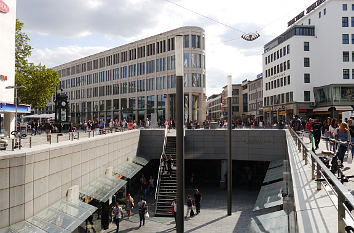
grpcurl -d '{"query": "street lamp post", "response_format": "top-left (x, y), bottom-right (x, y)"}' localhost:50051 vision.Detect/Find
top-left (175, 35), bottom-right (184, 233)
top-left (6, 85), bottom-right (26, 134)
top-left (227, 75), bottom-right (232, 216)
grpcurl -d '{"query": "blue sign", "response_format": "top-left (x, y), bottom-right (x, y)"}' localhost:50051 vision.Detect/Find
top-left (0, 103), bottom-right (31, 113)
top-left (257, 73), bottom-right (263, 78)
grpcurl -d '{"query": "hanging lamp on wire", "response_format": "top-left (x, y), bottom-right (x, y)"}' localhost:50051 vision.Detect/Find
top-left (241, 32), bottom-right (260, 41)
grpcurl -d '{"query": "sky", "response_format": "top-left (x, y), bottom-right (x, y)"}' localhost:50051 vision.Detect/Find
top-left (16, 0), bottom-right (312, 96)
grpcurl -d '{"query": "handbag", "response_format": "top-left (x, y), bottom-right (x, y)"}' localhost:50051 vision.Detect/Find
top-left (145, 212), bottom-right (150, 218)
top-left (190, 209), bottom-right (195, 217)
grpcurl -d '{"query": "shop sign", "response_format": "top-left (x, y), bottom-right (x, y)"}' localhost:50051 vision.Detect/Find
top-left (0, 74), bottom-right (7, 81)
top-left (299, 109), bottom-right (308, 113)
top-left (288, 0), bottom-right (326, 27)
top-left (0, 0), bottom-right (9, 13)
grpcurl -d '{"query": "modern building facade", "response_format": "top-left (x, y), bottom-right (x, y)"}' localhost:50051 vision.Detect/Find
top-left (222, 84), bottom-right (243, 121)
top-left (206, 94), bottom-right (222, 120)
top-left (263, 0), bottom-right (354, 123)
top-left (0, 0), bottom-right (16, 137)
top-left (248, 74), bottom-right (263, 121)
top-left (43, 27), bottom-right (206, 124)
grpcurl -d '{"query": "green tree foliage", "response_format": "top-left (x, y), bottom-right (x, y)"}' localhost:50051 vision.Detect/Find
top-left (15, 19), bottom-right (59, 108)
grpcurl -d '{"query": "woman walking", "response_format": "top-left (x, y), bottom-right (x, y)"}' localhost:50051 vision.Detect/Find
top-left (334, 122), bottom-right (349, 167)
top-left (138, 196), bottom-right (148, 227)
top-left (125, 194), bottom-right (134, 219)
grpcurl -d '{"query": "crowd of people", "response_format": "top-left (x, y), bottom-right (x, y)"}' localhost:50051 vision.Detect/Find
top-left (291, 115), bottom-right (354, 167)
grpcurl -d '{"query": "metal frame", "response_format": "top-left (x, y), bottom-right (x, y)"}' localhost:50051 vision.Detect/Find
top-left (289, 128), bottom-right (354, 233)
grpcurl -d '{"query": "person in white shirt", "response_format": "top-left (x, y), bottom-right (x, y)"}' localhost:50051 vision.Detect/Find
top-left (112, 203), bottom-right (124, 233)
top-left (138, 196), bottom-right (148, 227)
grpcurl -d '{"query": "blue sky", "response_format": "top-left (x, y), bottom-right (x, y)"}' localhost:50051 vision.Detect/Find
top-left (16, 0), bottom-right (311, 96)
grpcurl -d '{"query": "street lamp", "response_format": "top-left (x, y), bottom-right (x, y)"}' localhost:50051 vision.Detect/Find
top-left (175, 35), bottom-right (184, 233)
top-left (6, 85), bottom-right (26, 134)
top-left (227, 75), bottom-right (232, 216)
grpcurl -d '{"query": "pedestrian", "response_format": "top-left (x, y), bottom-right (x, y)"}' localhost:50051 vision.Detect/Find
top-left (312, 118), bottom-right (322, 150)
top-left (167, 155), bottom-right (173, 177)
top-left (112, 203), bottom-right (124, 233)
top-left (348, 119), bottom-right (354, 157)
top-left (324, 118), bottom-right (331, 150)
top-left (193, 189), bottom-right (202, 214)
top-left (138, 196), bottom-right (148, 227)
top-left (334, 122), bottom-right (349, 167)
top-left (125, 194), bottom-right (134, 219)
top-left (329, 119), bottom-right (337, 152)
top-left (162, 153), bottom-right (168, 173)
top-left (148, 176), bottom-right (155, 194)
top-left (44, 119), bottom-right (52, 142)
top-left (171, 198), bottom-right (177, 227)
top-left (142, 179), bottom-right (148, 200)
top-left (185, 195), bottom-right (193, 219)
top-left (109, 119), bottom-right (114, 133)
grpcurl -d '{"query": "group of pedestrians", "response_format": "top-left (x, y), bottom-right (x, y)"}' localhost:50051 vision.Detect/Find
top-left (293, 116), bottom-right (354, 167)
top-left (171, 189), bottom-right (202, 227)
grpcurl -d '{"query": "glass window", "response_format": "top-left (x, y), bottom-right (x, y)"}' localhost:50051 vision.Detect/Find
top-left (342, 17), bottom-right (349, 27)
top-left (304, 73), bottom-right (310, 83)
top-left (352, 34), bottom-right (354, 44)
top-left (352, 17), bottom-right (354, 27)
top-left (352, 69), bottom-right (354, 79)
top-left (191, 35), bottom-right (196, 48)
top-left (343, 51), bottom-right (350, 62)
top-left (352, 4), bottom-right (354, 11)
top-left (288, 75), bottom-right (290, 85)
top-left (352, 52), bottom-right (354, 62)
top-left (319, 11), bottom-right (321, 18)
top-left (184, 35), bottom-right (189, 48)
top-left (324, 8), bottom-right (326, 15)
top-left (304, 91), bottom-right (310, 101)
top-left (343, 4), bottom-right (347, 11)
top-left (304, 57), bottom-right (310, 67)
top-left (343, 69), bottom-right (350, 79)
top-left (343, 34), bottom-right (349, 44)
top-left (304, 42), bottom-right (309, 51)
top-left (184, 53), bottom-right (190, 67)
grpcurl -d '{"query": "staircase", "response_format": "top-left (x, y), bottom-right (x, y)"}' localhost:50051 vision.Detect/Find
top-left (155, 136), bottom-right (177, 217)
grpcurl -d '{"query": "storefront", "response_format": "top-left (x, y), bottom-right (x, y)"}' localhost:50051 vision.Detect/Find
top-left (0, 0), bottom-right (17, 137)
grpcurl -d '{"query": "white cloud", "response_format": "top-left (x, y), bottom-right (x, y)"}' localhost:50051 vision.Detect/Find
top-left (18, 0), bottom-right (314, 96)
top-left (29, 46), bottom-right (109, 68)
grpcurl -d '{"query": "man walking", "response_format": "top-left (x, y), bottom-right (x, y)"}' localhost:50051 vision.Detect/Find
top-left (312, 118), bottom-right (322, 150)
top-left (112, 203), bottom-right (124, 233)
top-left (194, 189), bottom-right (202, 214)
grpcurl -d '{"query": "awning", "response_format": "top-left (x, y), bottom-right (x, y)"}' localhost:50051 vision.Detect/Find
top-left (313, 106), bottom-right (330, 112)
top-left (113, 162), bottom-right (143, 179)
top-left (334, 106), bottom-right (353, 111)
top-left (268, 160), bottom-right (283, 169)
top-left (0, 199), bottom-right (97, 233)
top-left (80, 175), bottom-right (127, 203)
top-left (248, 210), bottom-right (288, 233)
top-left (132, 157), bottom-right (149, 166)
top-left (253, 181), bottom-right (284, 211)
top-left (263, 165), bottom-right (284, 184)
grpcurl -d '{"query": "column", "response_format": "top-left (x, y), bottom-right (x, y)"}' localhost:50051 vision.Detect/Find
top-left (189, 92), bottom-right (192, 121)
top-left (199, 93), bottom-right (204, 123)
top-left (166, 94), bottom-right (170, 121)
top-left (220, 159), bottom-right (227, 189)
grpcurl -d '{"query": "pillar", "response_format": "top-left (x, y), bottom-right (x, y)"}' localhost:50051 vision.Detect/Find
top-left (220, 159), bottom-right (227, 189)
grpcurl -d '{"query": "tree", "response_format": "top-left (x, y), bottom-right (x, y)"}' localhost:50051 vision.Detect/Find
top-left (15, 19), bottom-right (59, 108)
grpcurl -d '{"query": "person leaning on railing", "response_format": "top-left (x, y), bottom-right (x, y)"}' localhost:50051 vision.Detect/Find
top-left (334, 122), bottom-right (350, 167)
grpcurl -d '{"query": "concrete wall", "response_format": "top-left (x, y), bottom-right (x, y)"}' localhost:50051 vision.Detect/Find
top-left (137, 129), bottom-right (287, 161)
top-left (0, 130), bottom-right (140, 228)
top-left (185, 129), bottom-right (287, 161)
top-left (137, 130), bottom-right (164, 160)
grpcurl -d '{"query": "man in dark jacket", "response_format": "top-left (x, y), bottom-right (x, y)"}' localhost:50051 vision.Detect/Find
top-left (312, 118), bottom-right (322, 150)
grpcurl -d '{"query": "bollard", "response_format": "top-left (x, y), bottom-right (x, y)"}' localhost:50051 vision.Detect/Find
top-left (49, 135), bottom-right (52, 145)
top-left (19, 138), bottom-right (21, 150)
top-left (12, 139), bottom-right (14, 151)
top-left (317, 162), bottom-right (321, 190)
top-left (29, 137), bottom-right (32, 148)
top-left (69, 133), bottom-right (71, 140)
top-left (71, 132), bottom-right (74, 141)
top-left (57, 134), bottom-right (59, 143)
top-left (88, 131), bottom-right (90, 138)
top-left (77, 132), bottom-right (80, 140)
top-left (93, 131), bottom-right (94, 137)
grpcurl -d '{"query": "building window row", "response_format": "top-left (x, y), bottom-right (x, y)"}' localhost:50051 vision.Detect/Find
top-left (265, 45), bottom-right (290, 65)
top-left (264, 92), bottom-right (293, 106)
top-left (265, 75), bottom-right (290, 91)
top-left (343, 68), bottom-right (354, 79)
top-left (342, 4), bottom-right (354, 11)
top-left (342, 34), bottom-right (354, 44)
top-left (342, 17), bottom-right (354, 27)
top-left (58, 34), bottom-right (204, 78)
top-left (265, 60), bottom-right (290, 78)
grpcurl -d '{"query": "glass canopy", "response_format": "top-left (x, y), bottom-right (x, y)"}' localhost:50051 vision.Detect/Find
top-left (253, 181), bottom-right (284, 211)
top-left (132, 157), bottom-right (149, 166)
top-left (80, 175), bottom-right (127, 202)
top-left (263, 165), bottom-right (284, 184)
top-left (113, 162), bottom-right (143, 179)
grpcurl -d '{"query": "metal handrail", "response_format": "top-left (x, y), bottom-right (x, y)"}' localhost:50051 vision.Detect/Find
top-left (288, 127), bottom-right (354, 232)
top-left (155, 125), bottom-right (169, 202)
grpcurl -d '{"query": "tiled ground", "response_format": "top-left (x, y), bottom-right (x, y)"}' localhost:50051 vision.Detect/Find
top-left (105, 187), bottom-right (258, 233)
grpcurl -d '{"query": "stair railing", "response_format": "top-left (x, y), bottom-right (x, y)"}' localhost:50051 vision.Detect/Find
top-left (155, 125), bottom-right (169, 204)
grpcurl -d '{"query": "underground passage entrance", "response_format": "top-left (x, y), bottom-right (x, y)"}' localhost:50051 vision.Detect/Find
top-left (185, 159), bottom-right (269, 189)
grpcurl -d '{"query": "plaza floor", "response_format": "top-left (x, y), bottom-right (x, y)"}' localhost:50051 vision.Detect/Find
top-left (104, 187), bottom-right (258, 233)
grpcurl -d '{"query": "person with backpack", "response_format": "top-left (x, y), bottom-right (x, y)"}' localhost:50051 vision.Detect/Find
top-left (112, 203), bottom-right (124, 233)
top-left (138, 196), bottom-right (148, 227)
